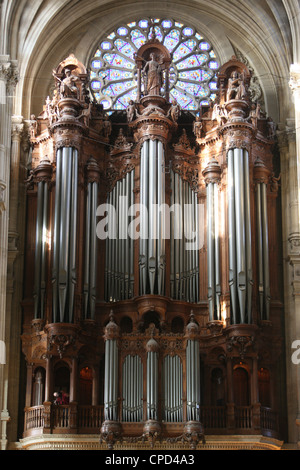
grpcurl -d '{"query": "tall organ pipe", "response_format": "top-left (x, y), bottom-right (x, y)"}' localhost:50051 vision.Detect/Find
top-left (33, 179), bottom-right (49, 319)
top-left (52, 147), bottom-right (78, 323)
top-left (227, 148), bottom-right (253, 324)
top-left (244, 149), bottom-right (253, 321)
top-left (105, 171), bottom-right (135, 302)
top-left (104, 314), bottom-right (119, 421)
top-left (104, 338), bottom-right (119, 420)
top-left (149, 139), bottom-right (157, 294)
top-left (162, 355), bottom-right (183, 422)
top-left (84, 160), bottom-right (99, 319)
top-left (227, 149), bottom-right (237, 324)
top-left (186, 314), bottom-right (200, 421)
top-left (122, 355), bottom-right (143, 422)
top-left (207, 181), bottom-right (215, 320)
top-left (261, 183), bottom-right (270, 319)
top-left (170, 170), bottom-right (199, 303)
top-left (146, 339), bottom-right (159, 420)
top-left (255, 173), bottom-right (270, 320)
top-left (139, 139), bottom-right (166, 296)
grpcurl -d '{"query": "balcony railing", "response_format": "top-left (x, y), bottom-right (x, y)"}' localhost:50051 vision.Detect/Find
top-left (23, 403), bottom-right (279, 438)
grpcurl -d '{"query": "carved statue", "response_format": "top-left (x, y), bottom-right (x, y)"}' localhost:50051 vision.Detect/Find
top-left (212, 103), bottom-right (227, 126)
top-left (270, 173), bottom-right (281, 192)
top-left (102, 118), bottom-right (112, 137)
top-left (45, 95), bottom-right (59, 125)
top-left (168, 99), bottom-right (181, 122)
top-left (193, 115), bottom-right (203, 138)
top-left (126, 100), bottom-right (136, 122)
top-left (248, 103), bottom-right (260, 127)
top-left (226, 71), bottom-right (247, 101)
top-left (142, 53), bottom-right (162, 96)
top-left (29, 114), bottom-right (37, 138)
top-left (78, 102), bottom-right (92, 127)
top-left (267, 116), bottom-right (277, 137)
top-left (59, 68), bottom-right (80, 99)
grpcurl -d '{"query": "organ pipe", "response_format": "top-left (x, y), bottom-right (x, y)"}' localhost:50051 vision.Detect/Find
top-left (162, 355), bottom-right (183, 422)
top-left (104, 338), bottom-right (119, 420)
top-left (203, 158), bottom-right (222, 321)
top-left (139, 140), bottom-right (166, 296)
top-left (33, 180), bottom-right (49, 319)
top-left (146, 338), bottom-right (159, 420)
top-left (105, 170), bottom-right (135, 302)
top-left (122, 355), bottom-right (143, 422)
top-left (84, 161), bottom-right (99, 319)
top-left (255, 168), bottom-right (270, 320)
top-left (227, 148), bottom-right (253, 324)
top-left (170, 170), bottom-right (199, 303)
top-left (52, 147), bottom-right (78, 323)
top-left (186, 341), bottom-right (200, 421)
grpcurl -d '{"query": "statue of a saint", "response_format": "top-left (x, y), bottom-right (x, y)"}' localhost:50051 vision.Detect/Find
top-left (226, 71), bottom-right (247, 101)
top-left (168, 99), bottom-right (181, 122)
top-left (193, 115), bottom-right (203, 138)
top-left (59, 68), bottom-right (79, 98)
top-left (142, 53), bottom-right (162, 96)
top-left (126, 100), bottom-right (136, 122)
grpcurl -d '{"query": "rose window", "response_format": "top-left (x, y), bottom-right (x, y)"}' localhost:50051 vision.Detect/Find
top-left (89, 18), bottom-right (219, 112)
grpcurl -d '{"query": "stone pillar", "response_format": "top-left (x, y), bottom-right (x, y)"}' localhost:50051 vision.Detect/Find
top-left (0, 55), bottom-right (18, 450)
top-left (287, 67), bottom-right (300, 447)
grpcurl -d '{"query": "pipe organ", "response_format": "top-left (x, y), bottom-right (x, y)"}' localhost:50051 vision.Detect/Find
top-left (21, 44), bottom-right (284, 449)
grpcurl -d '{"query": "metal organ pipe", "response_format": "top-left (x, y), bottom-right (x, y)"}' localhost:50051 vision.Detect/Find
top-left (147, 348), bottom-right (158, 420)
top-left (104, 171), bottom-right (135, 302)
top-left (207, 181), bottom-right (215, 320)
top-left (256, 179), bottom-right (270, 320)
top-left (148, 139), bottom-right (157, 295)
top-left (186, 340), bottom-right (200, 421)
top-left (162, 355), bottom-right (183, 422)
top-left (84, 173), bottom-right (98, 319)
top-left (227, 148), bottom-right (253, 324)
top-left (243, 149), bottom-right (253, 320)
top-left (52, 147), bottom-right (78, 323)
top-left (139, 139), bottom-right (166, 296)
top-left (33, 180), bottom-right (49, 319)
top-left (104, 338), bottom-right (119, 421)
top-left (122, 355), bottom-right (143, 422)
top-left (170, 170), bottom-right (199, 303)
top-left (170, 170), bottom-right (199, 302)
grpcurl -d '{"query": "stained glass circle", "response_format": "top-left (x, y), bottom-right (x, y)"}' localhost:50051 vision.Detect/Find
top-left (89, 18), bottom-right (219, 112)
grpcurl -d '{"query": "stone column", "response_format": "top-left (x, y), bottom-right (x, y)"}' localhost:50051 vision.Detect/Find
top-left (287, 67), bottom-right (300, 447)
top-left (0, 55), bottom-right (18, 451)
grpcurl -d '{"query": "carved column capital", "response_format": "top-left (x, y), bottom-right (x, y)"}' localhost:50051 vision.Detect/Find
top-left (0, 59), bottom-right (19, 96)
top-left (11, 116), bottom-right (24, 141)
top-left (290, 64), bottom-right (300, 94)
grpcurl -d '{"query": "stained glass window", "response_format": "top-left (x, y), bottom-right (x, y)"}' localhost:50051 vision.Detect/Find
top-left (89, 18), bottom-right (219, 112)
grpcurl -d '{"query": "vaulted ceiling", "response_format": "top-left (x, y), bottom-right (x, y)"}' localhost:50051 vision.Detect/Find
top-left (1, 0), bottom-right (299, 123)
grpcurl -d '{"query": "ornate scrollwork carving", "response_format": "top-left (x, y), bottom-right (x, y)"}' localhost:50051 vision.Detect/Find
top-left (227, 335), bottom-right (254, 359)
top-left (100, 420), bottom-right (123, 450)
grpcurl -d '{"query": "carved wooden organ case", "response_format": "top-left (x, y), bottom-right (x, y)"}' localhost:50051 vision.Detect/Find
top-left (21, 38), bottom-right (283, 447)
